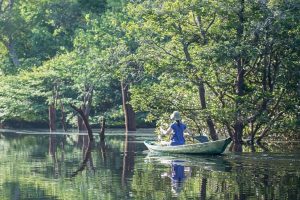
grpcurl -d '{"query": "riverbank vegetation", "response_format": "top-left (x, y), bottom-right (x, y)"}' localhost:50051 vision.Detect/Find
top-left (0, 0), bottom-right (299, 147)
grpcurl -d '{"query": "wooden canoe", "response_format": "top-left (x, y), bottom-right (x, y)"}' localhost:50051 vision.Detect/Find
top-left (144, 138), bottom-right (232, 155)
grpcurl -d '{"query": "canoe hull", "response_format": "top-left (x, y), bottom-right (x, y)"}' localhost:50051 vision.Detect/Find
top-left (144, 138), bottom-right (232, 155)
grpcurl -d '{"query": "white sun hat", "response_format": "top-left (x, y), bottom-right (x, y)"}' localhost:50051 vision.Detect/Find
top-left (170, 111), bottom-right (181, 121)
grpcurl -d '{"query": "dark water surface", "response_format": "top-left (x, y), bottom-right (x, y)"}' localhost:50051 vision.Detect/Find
top-left (0, 129), bottom-right (299, 200)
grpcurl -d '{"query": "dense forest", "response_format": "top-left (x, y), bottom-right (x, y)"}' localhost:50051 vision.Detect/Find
top-left (0, 0), bottom-right (299, 147)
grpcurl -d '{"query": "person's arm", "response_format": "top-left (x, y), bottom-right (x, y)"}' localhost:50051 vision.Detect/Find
top-left (160, 126), bottom-right (172, 135)
top-left (184, 127), bottom-right (192, 136)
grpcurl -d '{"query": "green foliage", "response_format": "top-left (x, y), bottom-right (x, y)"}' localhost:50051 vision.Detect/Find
top-left (0, 0), bottom-right (298, 139)
top-left (125, 0), bottom-right (300, 139)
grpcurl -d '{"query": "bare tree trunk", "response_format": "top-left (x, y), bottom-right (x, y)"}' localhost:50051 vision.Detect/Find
top-left (121, 81), bottom-right (136, 132)
top-left (49, 104), bottom-right (56, 132)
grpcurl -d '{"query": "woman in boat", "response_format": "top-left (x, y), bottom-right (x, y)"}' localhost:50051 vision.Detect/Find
top-left (160, 111), bottom-right (192, 146)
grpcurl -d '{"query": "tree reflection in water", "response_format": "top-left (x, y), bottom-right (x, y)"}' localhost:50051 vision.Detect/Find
top-left (49, 134), bottom-right (60, 178)
top-left (1, 131), bottom-right (299, 199)
top-left (143, 152), bottom-right (234, 199)
top-left (122, 132), bottom-right (136, 186)
top-left (97, 140), bottom-right (107, 166)
top-left (69, 132), bottom-right (135, 179)
top-left (71, 135), bottom-right (95, 177)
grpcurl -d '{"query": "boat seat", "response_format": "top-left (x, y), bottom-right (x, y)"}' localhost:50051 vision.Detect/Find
top-left (194, 135), bottom-right (209, 143)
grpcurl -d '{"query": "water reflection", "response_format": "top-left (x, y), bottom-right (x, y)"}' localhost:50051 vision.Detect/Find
top-left (122, 133), bottom-right (136, 186)
top-left (71, 137), bottom-right (94, 177)
top-left (63, 132), bottom-right (137, 183)
top-left (161, 160), bottom-right (191, 197)
top-left (145, 152), bottom-right (232, 173)
top-left (49, 134), bottom-right (59, 178)
top-left (144, 152), bottom-right (234, 199)
top-left (97, 140), bottom-right (107, 165)
top-left (0, 130), bottom-right (299, 200)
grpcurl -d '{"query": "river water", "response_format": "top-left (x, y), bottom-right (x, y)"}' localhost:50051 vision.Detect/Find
top-left (0, 129), bottom-right (299, 199)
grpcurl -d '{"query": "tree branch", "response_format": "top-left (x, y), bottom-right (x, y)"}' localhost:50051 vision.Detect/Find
top-left (256, 111), bottom-right (284, 143)
top-left (148, 40), bottom-right (184, 62)
top-left (204, 12), bottom-right (216, 35)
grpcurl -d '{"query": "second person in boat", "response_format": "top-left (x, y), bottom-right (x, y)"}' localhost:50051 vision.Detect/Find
top-left (160, 111), bottom-right (192, 146)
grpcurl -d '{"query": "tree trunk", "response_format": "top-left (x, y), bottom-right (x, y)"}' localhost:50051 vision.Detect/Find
top-left (60, 101), bottom-right (67, 132)
top-left (5, 38), bottom-right (20, 67)
top-left (77, 115), bottom-right (85, 132)
top-left (71, 104), bottom-right (94, 141)
top-left (233, 64), bottom-right (244, 148)
top-left (49, 104), bottom-right (56, 132)
top-left (198, 79), bottom-right (218, 140)
top-left (182, 40), bottom-right (218, 141)
top-left (232, 0), bottom-right (245, 151)
top-left (77, 86), bottom-right (93, 133)
top-left (233, 120), bottom-right (243, 152)
top-left (121, 81), bottom-right (136, 132)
